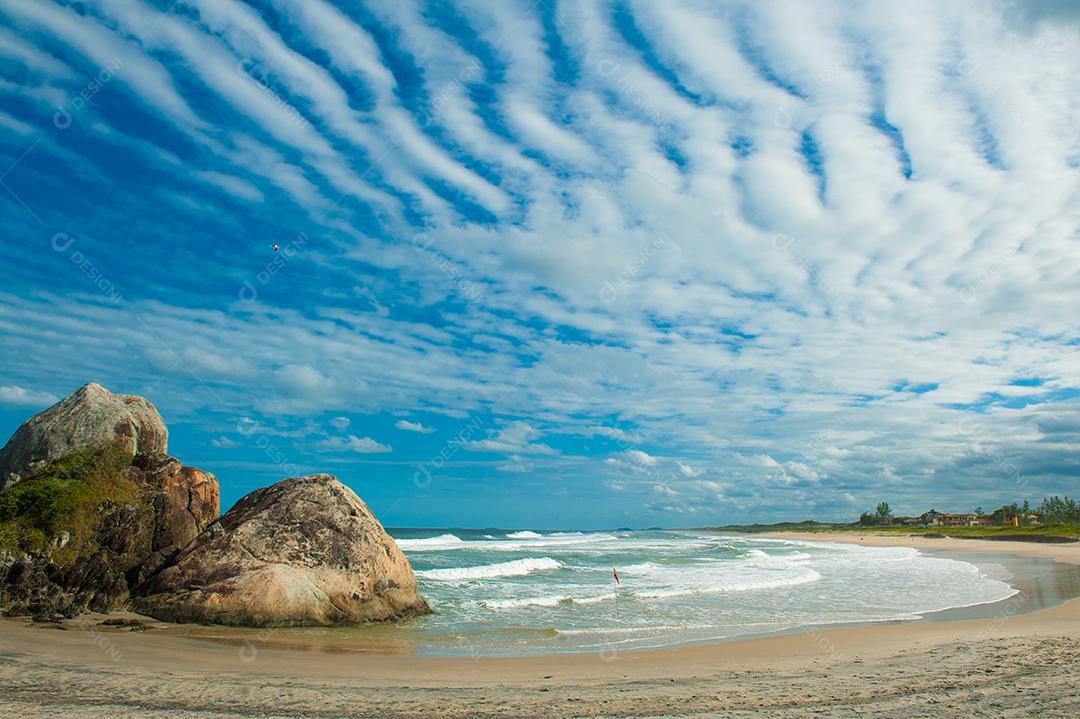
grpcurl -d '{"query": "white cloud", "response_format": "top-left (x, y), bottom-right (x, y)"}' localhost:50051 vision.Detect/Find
top-left (584, 426), bottom-right (639, 442)
top-left (626, 449), bottom-right (657, 466)
top-left (316, 435), bottom-right (392, 454)
top-left (274, 363), bottom-right (334, 396)
top-left (395, 419), bottom-right (434, 434)
top-left (676, 461), bottom-right (701, 477)
top-left (329, 416), bottom-right (350, 431)
top-left (192, 170), bottom-right (264, 203)
top-left (257, 363), bottom-right (353, 414)
top-left (210, 435), bottom-right (238, 448)
top-left (783, 462), bottom-right (821, 483)
top-left (0, 385), bottom-right (58, 409)
top-left (465, 421), bottom-right (557, 455)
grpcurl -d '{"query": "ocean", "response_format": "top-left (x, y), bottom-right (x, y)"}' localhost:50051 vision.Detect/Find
top-left (388, 529), bottom-right (1019, 655)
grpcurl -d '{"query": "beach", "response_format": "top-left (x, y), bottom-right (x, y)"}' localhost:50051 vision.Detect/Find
top-left (2, 533), bottom-right (1079, 718)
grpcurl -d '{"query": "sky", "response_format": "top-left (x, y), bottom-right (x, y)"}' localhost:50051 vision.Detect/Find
top-left (0, 0), bottom-right (1078, 530)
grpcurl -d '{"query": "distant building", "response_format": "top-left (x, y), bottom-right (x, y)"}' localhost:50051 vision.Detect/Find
top-left (861, 508), bottom-right (1039, 528)
top-left (926, 513), bottom-right (974, 527)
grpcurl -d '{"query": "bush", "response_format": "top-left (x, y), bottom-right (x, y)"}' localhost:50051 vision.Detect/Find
top-left (0, 443), bottom-right (138, 561)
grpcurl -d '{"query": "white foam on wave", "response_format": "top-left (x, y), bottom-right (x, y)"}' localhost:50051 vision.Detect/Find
top-left (621, 554), bottom-right (822, 598)
top-left (635, 568), bottom-right (822, 598)
top-left (418, 557), bottom-right (563, 581)
top-left (395, 530), bottom-right (620, 553)
top-left (484, 595), bottom-right (567, 609)
top-left (483, 592), bottom-right (616, 609)
top-left (456, 532), bottom-right (619, 551)
top-left (394, 534), bottom-right (466, 551)
top-left (743, 548), bottom-right (810, 569)
top-left (503, 532), bottom-right (616, 547)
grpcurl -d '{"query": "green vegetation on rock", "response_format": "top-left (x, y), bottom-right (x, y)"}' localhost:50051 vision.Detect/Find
top-left (0, 443), bottom-right (139, 563)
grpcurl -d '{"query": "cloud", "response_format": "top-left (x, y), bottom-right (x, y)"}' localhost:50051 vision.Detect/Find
top-left (191, 170), bottom-right (265, 203)
top-left (583, 426), bottom-right (640, 443)
top-left (0, 385), bottom-right (58, 409)
top-left (626, 450), bottom-right (657, 466)
top-left (210, 435), bottom-right (238, 448)
top-left (1, 0), bottom-right (1078, 525)
top-left (274, 363), bottom-right (334, 396)
top-left (676, 461), bottom-right (701, 477)
top-left (465, 421), bottom-right (557, 455)
top-left (257, 363), bottom-right (355, 414)
top-left (395, 419), bottom-right (434, 434)
top-left (329, 416), bottom-right (350, 431)
top-left (315, 435), bottom-right (392, 454)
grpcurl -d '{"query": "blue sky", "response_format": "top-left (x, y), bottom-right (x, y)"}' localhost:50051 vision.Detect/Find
top-left (0, 0), bottom-right (1078, 529)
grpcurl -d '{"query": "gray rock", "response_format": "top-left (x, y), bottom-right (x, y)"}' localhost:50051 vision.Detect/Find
top-left (0, 383), bottom-right (168, 490)
top-left (135, 474), bottom-right (430, 626)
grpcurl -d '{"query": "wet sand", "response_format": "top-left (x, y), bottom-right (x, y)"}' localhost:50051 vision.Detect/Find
top-left (1, 533), bottom-right (1079, 718)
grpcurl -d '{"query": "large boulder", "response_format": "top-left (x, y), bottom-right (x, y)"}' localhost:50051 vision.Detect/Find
top-left (134, 474), bottom-right (430, 626)
top-left (130, 453), bottom-right (220, 552)
top-left (0, 383), bottom-right (168, 490)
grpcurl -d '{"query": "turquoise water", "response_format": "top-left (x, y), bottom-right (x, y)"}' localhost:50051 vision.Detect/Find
top-left (389, 529), bottom-right (1019, 655)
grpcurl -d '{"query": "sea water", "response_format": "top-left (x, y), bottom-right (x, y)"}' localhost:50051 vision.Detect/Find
top-left (388, 529), bottom-right (1019, 655)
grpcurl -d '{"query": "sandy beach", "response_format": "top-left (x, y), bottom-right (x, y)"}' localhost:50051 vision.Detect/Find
top-left (2, 533), bottom-right (1079, 718)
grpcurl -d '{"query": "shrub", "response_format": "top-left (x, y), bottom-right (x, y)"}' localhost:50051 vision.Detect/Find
top-left (0, 443), bottom-right (138, 562)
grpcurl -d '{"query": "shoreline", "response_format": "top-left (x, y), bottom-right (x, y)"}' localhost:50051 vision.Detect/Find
top-left (3, 533), bottom-right (1080, 717)
top-left (160, 534), bottom-right (1080, 657)
top-left (750, 529), bottom-right (1080, 565)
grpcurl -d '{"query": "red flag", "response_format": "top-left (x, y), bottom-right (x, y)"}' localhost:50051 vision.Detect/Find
top-left (612, 566), bottom-right (620, 585)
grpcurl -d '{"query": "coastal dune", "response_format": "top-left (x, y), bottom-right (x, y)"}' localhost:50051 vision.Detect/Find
top-left (2, 535), bottom-right (1079, 718)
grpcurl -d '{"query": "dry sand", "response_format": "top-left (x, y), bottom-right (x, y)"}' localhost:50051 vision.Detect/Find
top-left (2, 532), bottom-right (1078, 718)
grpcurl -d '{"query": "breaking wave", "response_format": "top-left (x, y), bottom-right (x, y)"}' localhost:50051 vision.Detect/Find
top-left (418, 557), bottom-right (563, 582)
top-left (394, 534), bottom-right (465, 551)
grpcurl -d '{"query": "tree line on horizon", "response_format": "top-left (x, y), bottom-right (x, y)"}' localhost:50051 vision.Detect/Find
top-left (858, 496), bottom-right (1080, 526)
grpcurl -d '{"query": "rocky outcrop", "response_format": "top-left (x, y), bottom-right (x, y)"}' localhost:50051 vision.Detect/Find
top-left (130, 453), bottom-right (220, 552)
top-left (0, 384), bottom-right (219, 621)
top-left (135, 474), bottom-right (429, 627)
top-left (1, 492), bottom-right (155, 619)
top-left (0, 383), bottom-right (168, 490)
top-left (0, 451), bottom-right (220, 621)
top-left (1, 384), bottom-right (428, 627)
